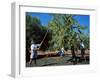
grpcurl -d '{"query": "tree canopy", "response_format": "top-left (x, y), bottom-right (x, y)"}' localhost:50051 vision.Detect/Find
top-left (48, 14), bottom-right (89, 51)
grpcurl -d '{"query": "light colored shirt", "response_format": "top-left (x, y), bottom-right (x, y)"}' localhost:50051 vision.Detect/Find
top-left (81, 43), bottom-right (85, 48)
top-left (31, 44), bottom-right (40, 52)
top-left (31, 44), bottom-right (36, 53)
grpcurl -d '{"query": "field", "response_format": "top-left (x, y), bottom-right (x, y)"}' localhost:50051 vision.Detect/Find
top-left (26, 50), bottom-right (89, 67)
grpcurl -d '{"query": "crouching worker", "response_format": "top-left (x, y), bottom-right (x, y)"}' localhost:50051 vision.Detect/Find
top-left (57, 48), bottom-right (65, 57)
top-left (29, 40), bottom-right (41, 65)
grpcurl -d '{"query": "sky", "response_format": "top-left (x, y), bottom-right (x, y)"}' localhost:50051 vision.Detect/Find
top-left (26, 12), bottom-right (90, 35)
top-left (73, 15), bottom-right (90, 35)
top-left (26, 12), bottom-right (53, 26)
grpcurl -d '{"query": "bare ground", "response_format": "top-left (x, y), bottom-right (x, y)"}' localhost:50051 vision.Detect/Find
top-left (26, 50), bottom-right (89, 67)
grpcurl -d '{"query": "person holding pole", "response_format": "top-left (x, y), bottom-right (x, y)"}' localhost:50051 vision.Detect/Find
top-left (29, 40), bottom-right (40, 65)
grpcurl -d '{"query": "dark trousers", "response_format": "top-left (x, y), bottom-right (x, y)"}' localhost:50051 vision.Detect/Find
top-left (81, 48), bottom-right (85, 58)
top-left (33, 50), bottom-right (38, 64)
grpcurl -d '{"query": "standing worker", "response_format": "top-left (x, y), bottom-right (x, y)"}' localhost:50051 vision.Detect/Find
top-left (29, 40), bottom-right (40, 65)
top-left (80, 40), bottom-right (85, 59)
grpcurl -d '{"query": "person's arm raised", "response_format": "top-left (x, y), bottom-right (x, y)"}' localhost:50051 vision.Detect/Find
top-left (36, 44), bottom-right (41, 50)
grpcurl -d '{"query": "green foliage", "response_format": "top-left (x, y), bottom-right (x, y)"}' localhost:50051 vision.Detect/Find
top-left (26, 15), bottom-right (52, 51)
top-left (26, 14), bottom-right (89, 51)
top-left (48, 14), bottom-right (89, 51)
top-left (26, 15), bottom-right (41, 47)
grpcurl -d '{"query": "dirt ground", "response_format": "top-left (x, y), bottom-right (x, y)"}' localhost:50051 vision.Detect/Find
top-left (26, 50), bottom-right (89, 67)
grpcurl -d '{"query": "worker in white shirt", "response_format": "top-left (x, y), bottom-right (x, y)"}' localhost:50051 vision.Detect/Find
top-left (80, 40), bottom-right (85, 59)
top-left (29, 40), bottom-right (40, 65)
